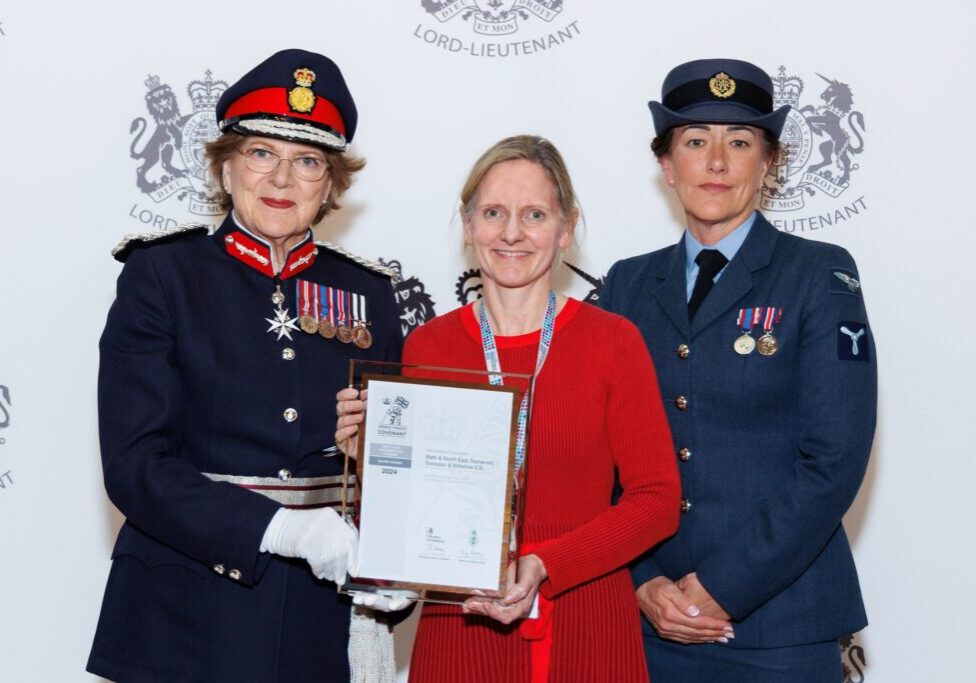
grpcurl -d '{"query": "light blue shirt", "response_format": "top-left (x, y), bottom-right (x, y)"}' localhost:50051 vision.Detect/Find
top-left (684, 211), bottom-right (757, 301)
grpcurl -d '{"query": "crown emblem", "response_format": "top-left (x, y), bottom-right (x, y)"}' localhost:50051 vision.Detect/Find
top-left (288, 67), bottom-right (317, 114)
top-left (293, 68), bottom-right (316, 87)
top-left (143, 74), bottom-right (174, 101)
top-left (771, 66), bottom-right (804, 109)
top-left (187, 70), bottom-right (228, 112)
top-left (708, 72), bottom-right (736, 99)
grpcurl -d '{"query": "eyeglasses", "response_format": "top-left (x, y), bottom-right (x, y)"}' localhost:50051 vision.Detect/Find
top-left (238, 147), bottom-right (329, 182)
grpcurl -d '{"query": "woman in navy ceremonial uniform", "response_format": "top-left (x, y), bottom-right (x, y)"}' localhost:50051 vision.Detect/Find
top-left (87, 49), bottom-right (404, 682)
top-left (600, 59), bottom-right (877, 682)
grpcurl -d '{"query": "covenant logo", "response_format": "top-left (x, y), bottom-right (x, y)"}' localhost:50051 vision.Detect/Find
top-left (378, 395), bottom-right (411, 438)
top-left (415, 0), bottom-right (580, 57)
top-left (127, 70), bottom-right (227, 226)
top-left (763, 67), bottom-right (868, 233)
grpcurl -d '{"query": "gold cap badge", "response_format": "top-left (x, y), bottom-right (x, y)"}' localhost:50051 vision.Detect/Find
top-left (288, 67), bottom-right (317, 113)
top-left (708, 72), bottom-right (736, 99)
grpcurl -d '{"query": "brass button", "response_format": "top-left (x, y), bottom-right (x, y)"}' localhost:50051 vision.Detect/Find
top-left (680, 499), bottom-right (692, 514)
top-left (283, 408), bottom-right (298, 422)
top-left (278, 468), bottom-right (292, 481)
top-left (677, 344), bottom-right (690, 359)
top-left (282, 347), bottom-right (295, 360)
top-left (228, 569), bottom-right (242, 581)
top-left (213, 564), bottom-right (225, 575)
top-left (675, 395), bottom-right (688, 410)
top-left (678, 448), bottom-right (691, 462)
top-left (224, 235), bottom-right (234, 244)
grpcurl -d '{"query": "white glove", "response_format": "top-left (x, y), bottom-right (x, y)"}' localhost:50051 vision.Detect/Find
top-left (260, 507), bottom-right (359, 584)
top-left (351, 590), bottom-right (417, 613)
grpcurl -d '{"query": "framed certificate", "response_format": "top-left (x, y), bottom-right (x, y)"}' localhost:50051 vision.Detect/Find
top-left (341, 360), bottom-right (530, 603)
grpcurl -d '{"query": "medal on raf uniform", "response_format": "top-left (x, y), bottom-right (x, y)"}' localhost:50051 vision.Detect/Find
top-left (734, 307), bottom-right (757, 355)
top-left (757, 307), bottom-right (783, 356)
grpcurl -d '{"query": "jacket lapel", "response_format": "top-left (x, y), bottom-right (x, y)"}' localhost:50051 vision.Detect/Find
top-left (651, 239), bottom-right (692, 338)
top-left (690, 214), bottom-right (779, 336)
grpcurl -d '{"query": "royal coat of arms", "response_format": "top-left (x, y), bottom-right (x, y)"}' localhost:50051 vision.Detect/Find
top-left (129, 70), bottom-right (227, 215)
top-left (762, 67), bottom-right (866, 211)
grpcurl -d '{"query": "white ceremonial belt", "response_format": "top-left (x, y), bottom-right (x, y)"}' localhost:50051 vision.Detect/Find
top-left (203, 472), bottom-right (355, 509)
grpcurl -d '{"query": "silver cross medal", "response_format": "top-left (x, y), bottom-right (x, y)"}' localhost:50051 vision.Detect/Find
top-left (266, 285), bottom-right (299, 341)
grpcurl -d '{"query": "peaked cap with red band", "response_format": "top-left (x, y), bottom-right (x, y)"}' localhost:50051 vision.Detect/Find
top-left (217, 48), bottom-right (357, 152)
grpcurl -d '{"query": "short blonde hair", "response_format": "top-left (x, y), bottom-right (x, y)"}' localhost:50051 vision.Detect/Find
top-left (460, 135), bottom-right (578, 221)
top-left (204, 131), bottom-right (365, 224)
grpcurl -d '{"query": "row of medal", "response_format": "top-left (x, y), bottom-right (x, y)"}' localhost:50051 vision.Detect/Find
top-left (296, 280), bottom-right (373, 349)
top-left (734, 307), bottom-right (782, 356)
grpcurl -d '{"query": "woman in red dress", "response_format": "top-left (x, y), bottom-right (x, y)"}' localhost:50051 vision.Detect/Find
top-left (338, 135), bottom-right (680, 682)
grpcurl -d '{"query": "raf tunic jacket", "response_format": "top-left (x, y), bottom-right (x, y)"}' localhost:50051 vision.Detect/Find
top-left (600, 214), bottom-right (876, 649)
top-left (87, 216), bottom-right (402, 683)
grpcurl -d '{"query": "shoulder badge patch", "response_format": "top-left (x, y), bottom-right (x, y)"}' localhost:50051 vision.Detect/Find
top-left (315, 240), bottom-right (394, 278)
top-left (111, 223), bottom-right (210, 263)
top-left (838, 321), bottom-right (870, 361)
top-left (831, 269), bottom-right (862, 296)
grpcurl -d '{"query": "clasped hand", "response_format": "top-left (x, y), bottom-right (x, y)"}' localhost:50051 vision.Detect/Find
top-left (462, 554), bottom-right (547, 625)
top-left (636, 572), bottom-right (734, 644)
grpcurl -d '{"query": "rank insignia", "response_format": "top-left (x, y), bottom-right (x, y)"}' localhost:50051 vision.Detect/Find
top-left (832, 270), bottom-right (862, 295)
top-left (287, 67), bottom-right (317, 114)
top-left (709, 72), bottom-right (736, 99)
top-left (837, 322), bottom-right (869, 361)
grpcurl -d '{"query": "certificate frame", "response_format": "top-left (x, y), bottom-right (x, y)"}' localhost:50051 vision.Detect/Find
top-left (340, 359), bottom-right (532, 604)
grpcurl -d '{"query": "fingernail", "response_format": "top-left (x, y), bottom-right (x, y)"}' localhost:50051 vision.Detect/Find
top-left (726, 631), bottom-right (735, 639)
top-left (718, 637), bottom-right (728, 644)
top-left (686, 606), bottom-right (700, 617)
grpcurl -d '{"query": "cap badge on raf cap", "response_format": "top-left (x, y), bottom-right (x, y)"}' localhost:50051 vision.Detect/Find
top-left (288, 68), bottom-right (317, 114)
top-left (708, 72), bottom-right (736, 99)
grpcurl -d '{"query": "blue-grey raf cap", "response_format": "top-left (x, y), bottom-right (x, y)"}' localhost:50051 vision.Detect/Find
top-left (648, 58), bottom-right (789, 138)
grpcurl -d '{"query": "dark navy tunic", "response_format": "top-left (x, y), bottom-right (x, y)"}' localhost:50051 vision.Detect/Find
top-left (88, 215), bottom-right (402, 682)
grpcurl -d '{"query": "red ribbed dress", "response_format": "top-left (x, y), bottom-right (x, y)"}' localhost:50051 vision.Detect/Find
top-left (405, 299), bottom-right (680, 683)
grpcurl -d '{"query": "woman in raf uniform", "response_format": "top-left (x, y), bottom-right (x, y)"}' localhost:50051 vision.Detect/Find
top-left (87, 49), bottom-right (404, 682)
top-left (599, 58), bottom-right (877, 682)
top-left (337, 135), bottom-right (682, 682)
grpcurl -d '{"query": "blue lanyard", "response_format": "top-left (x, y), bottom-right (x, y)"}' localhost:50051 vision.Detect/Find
top-left (477, 291), bottom-right (557, 473)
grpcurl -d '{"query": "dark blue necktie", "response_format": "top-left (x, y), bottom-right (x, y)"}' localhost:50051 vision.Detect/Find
top-left (688, 249), bottom-right (729, 320)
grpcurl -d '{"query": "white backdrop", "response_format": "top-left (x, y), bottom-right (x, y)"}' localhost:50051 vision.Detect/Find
top-left (1, 2), bottom-right (974, 681)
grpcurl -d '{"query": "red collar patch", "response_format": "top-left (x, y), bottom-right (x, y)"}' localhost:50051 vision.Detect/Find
top-left (223, 230), bottom-right (317, 279)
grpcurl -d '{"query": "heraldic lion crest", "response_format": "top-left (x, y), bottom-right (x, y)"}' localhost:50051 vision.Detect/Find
top-left (130, 75), bottom-right (190, 194)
